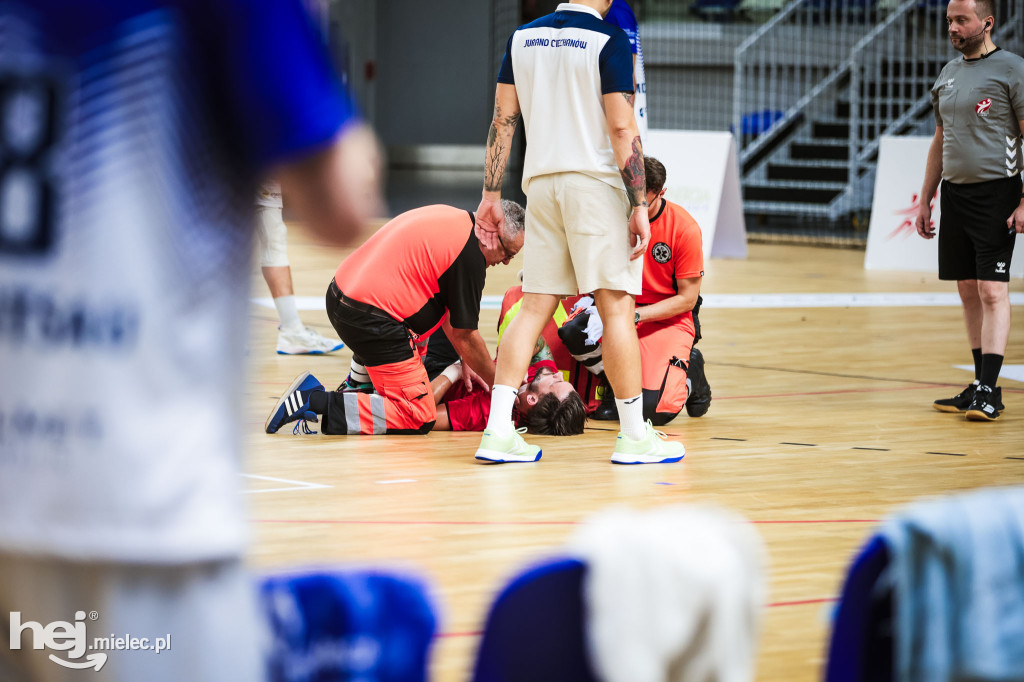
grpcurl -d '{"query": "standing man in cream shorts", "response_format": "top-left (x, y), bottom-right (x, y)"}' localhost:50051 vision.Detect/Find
top-left (473, 0), bottom-right (685, 465)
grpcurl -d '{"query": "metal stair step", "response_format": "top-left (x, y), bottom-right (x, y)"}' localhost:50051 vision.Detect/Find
top-left (744, 184), bottom-right (844, 204)
top-left (834, 100), bottom-right (921, 119)
top-left (791, 142), bottom-right (849, 161)
top-left (742, 200), bottom-right (835, 217)
top-left (767, 162), bottom-right (849, 183)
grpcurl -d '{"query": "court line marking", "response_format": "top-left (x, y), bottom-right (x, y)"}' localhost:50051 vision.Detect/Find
top-left (241, 474), bottom-right (332, 494)
top-left (253, 518), bottom-right (878, 526)
top-left (253, 292), bottom-right (1024, 311)
top-left (714, 362), bottom-right (971, 387)
top-left (435, 596), bottom-right (841, 638)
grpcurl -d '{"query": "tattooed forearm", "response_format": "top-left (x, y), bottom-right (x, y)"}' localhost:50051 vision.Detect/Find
top-left (483, 107), bottom-right (522, 193)
top-left (484, 122), bottom-right (507, 192)
top-left (619, 136), bottom-right (647, 208)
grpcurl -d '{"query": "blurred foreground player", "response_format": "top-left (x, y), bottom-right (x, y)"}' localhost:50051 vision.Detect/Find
top-left (0, 0), bottom-right (381, 679)
top-left (266, 202), bottom-right (524, 436)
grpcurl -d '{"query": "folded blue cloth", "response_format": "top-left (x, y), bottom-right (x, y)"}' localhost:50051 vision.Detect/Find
top-left (881, 486), bottom-right (1024, 681)
top-left (259, 570), bottom-right (437, 682)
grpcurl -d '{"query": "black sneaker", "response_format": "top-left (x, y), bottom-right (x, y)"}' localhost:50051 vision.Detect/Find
top-left (966, 384), bottom-right (1003, 421)
top-left (685, 347), bottom-right (712, 418)
top-left (336, 374), bottom-right (374, 393)
top-left (590, 375), bottom-right (618, 421)
top-left (266, 371), bottom-right (324, 434)
top-left (933, 381), bottom-right (978, 412)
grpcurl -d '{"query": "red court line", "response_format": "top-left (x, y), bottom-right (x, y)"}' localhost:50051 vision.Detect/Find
top-left (718, 384), bottom-right (938, 400)
top-left (433, 597), bottom-right (839, 638)
top-left (754, 519), bottom-right (878, 524)
top-left (767, 597), bottom-right (837, 608)
top-left (253, 520), bottom-right (872, 524)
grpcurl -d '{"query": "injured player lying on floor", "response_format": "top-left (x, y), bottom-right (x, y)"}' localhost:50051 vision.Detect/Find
top-left (265, 335), bottom-right (587, 437)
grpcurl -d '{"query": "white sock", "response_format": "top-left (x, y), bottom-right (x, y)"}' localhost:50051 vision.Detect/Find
top-left (349, 361), bottom-right (371, 384)
top-left (273, 295), bottom-right (303, 332)
top-left (617, 394), bottom-right (646, 440)
top-left (485, 385), bottom-right (519, 435)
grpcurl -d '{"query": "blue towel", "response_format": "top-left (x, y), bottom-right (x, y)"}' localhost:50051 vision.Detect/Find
top-left (259, 570), bottom-right (437, 682)
top-left (881, 486), bottom-right (1024, 681)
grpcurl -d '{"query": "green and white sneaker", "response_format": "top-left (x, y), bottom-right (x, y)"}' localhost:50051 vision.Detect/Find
top-left (611, 421), bottom-right (685, 464)
top-left (474, 427), bottom-right (542, 463)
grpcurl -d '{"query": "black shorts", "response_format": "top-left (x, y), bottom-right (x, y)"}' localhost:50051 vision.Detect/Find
top-left (938, 175), bottom-right (1021, 282)
top-left (325, 280), bottom-right (415, 366)
top-left (423, 328), bottom-right (460, 381)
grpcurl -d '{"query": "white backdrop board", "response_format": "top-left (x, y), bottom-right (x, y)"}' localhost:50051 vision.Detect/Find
top-left (646, 130), bottom-right (747, 259)
top-left (865, 135), bottom-right (1023, 277)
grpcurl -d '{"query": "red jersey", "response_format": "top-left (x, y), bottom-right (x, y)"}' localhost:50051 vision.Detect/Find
top-left (496, 286), bottom-right (577, 370)
top-left (637, 200), bottom-right (704, 309)
top-left (445, 360), bottom-right (558, 432)
top-left (334, 205), bottom-right (485, 335)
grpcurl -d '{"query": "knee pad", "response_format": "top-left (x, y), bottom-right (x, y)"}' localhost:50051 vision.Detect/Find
top-left (256, 208), bottom-right (290, 267)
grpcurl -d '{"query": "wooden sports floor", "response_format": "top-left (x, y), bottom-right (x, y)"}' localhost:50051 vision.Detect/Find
top-left (244, 224), bottom-right (1023, 681)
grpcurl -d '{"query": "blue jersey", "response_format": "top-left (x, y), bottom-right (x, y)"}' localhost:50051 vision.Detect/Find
top-left (0, 0), bottom-right (358, 561)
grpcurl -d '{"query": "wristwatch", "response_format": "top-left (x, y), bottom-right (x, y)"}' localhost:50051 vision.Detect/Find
top-left (635, 311), bottom-right (641, 325)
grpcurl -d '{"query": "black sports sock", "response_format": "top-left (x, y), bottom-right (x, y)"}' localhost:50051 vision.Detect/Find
top-left (308, 390), bottom-right (328, 414)
top-left (980, 353), bottom-right (1003, 389)
top-left (971, 348), bottom-right (983, 381)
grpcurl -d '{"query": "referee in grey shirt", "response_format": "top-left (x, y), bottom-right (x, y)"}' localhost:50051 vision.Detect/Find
top-left (916, 0), bottom-right (1024, 421)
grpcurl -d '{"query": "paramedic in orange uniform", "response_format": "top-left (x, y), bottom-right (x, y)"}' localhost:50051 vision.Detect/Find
top-left (631, 156), bottom-right (705, 424)
top-left (558, 156), bottom-right (708, 425)
top-left (323, 202), bottom-right (524, 434)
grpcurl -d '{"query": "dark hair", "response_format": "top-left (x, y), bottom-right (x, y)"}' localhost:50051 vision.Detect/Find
top-left (973, 0), bottom-right (995, 23)
top-left (645, 156), bottom-right (667, 194)
top-left (527, 391), bottom-right (587, 436)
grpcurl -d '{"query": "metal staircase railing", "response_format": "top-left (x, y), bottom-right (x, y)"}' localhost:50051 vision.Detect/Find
top-left (733, 0), bottom-right (883, 172)
top-left (733, 0), bottom-right (1023, 223)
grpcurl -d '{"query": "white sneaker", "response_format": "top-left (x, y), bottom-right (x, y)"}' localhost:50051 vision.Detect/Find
top-left (474, 428), bottom-right (542, 463)
top-left (276, 326), bottom-right (344, 355)
top-left (610, 420), bottom-right (685, 464)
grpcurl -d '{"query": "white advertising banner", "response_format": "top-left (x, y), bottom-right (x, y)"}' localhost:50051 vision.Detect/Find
top-left (646, 130), bottom-right (747, 259)
top-left (865, 135), bottom-right (1023, 277)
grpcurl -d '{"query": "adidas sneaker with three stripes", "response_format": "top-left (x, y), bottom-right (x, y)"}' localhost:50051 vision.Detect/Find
top-left (265, 371), bottom-right (325, 434)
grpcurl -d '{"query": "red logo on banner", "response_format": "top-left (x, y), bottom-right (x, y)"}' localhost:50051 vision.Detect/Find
top-left (976, 98), bottom-right (992, 116)
top-left (889, 191), bottom-right (937, 240)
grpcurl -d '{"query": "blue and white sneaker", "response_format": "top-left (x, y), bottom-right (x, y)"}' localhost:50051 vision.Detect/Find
top-left (266, 371), bottom-right (325, 434)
